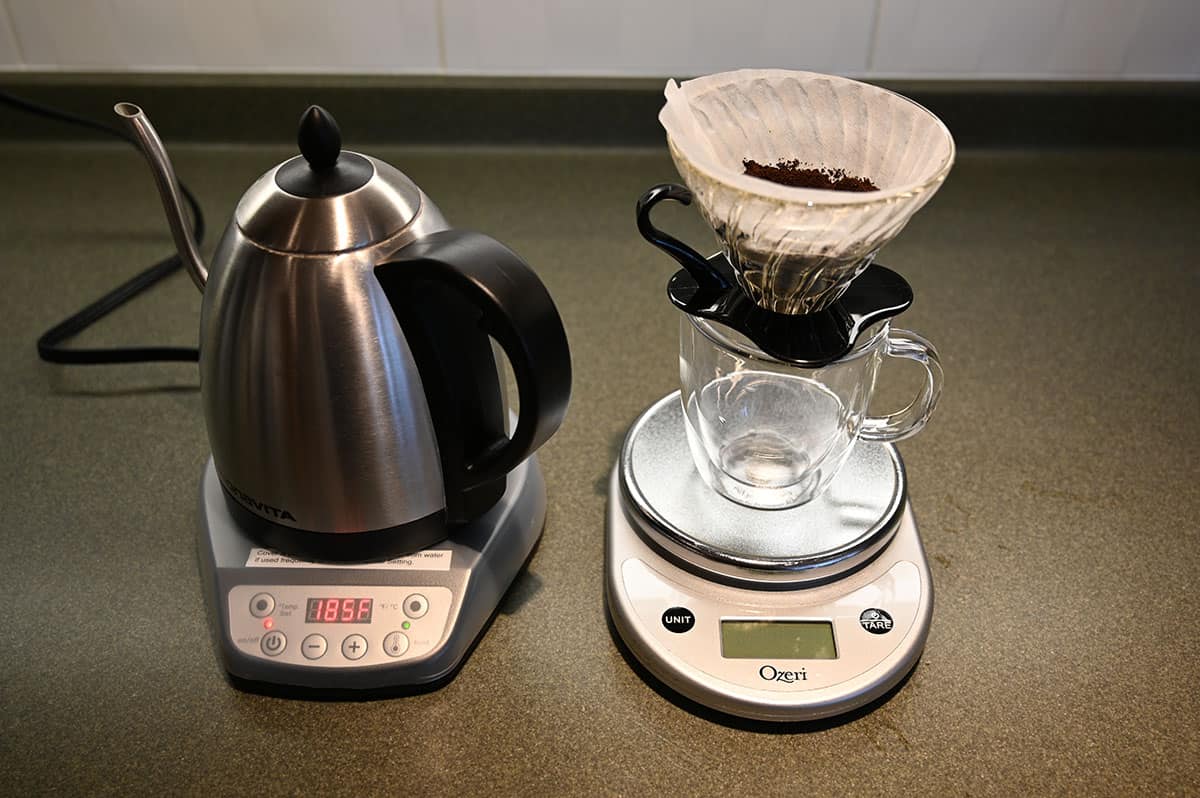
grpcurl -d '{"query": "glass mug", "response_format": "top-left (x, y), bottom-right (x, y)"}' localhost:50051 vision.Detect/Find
top-left (679, 315), bottom-right (943, 509)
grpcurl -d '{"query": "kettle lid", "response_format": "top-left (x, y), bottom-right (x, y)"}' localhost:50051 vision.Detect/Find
top-left (235, 106), bottom-right (424, 254)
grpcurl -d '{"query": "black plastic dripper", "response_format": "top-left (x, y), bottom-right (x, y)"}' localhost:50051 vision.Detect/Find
top-left (637, 182), bottom-right (913, 366)
top-left (667, 255), bottom-right (913, 367)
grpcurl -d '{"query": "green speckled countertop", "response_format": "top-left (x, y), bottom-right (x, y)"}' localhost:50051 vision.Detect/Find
top-left (1, 142), bottom-right (1198, 795)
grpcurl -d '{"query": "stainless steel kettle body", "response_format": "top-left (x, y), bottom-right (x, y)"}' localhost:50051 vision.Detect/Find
top-left (202, 177), bottom-right (452, 550)
top-left (119, 104), bottom-right (571, 560)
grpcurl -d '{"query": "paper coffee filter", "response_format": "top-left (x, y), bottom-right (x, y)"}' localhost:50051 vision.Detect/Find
top-left (661, 70), bottom-right (954, 314)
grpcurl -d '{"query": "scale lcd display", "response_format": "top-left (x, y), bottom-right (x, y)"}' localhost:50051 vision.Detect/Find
top-left (305, 597), bottom-right (373, 624)
top-left (720, 620), bottom-right (837, 659)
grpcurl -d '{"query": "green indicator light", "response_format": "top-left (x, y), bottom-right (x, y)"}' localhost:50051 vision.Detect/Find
top-left (402, 621), bottom-right (411, 630)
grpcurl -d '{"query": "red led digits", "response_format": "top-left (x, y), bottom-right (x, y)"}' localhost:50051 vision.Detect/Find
top-left (304, 597), bottom-right (374, 623)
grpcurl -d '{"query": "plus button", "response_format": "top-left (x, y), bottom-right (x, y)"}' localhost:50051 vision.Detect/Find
top-left (341, 634), bottom-right (368, 661)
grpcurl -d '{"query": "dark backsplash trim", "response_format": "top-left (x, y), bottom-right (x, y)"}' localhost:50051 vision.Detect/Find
top-left (1, 73), bottom-right (1197, 149)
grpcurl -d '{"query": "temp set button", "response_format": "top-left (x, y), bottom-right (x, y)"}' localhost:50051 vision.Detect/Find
top-left (249, 592), bottom-right (275, 618)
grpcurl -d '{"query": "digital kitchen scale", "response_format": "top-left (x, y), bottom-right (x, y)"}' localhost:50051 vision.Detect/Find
top-left (605, 393), bottom-right (933, 722)
top-left (197, 455), bottom-right (545, 692)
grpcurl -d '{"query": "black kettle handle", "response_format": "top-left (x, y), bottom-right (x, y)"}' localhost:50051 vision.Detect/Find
top-left (636, 184), bottom-right (732, 292)
top-left (377, 230), bottom-right (571, 495)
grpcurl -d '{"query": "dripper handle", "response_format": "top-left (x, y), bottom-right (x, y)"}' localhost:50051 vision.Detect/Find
top-left (636, 184), bottom-right (732, 293)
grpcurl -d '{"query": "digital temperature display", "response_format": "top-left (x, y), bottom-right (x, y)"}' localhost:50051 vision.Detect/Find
top-left (305, 597), bottom-right (373, 624)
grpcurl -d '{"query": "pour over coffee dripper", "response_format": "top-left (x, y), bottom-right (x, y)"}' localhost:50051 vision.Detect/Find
top-left (637, 70), bottom-right (953, 509)
top-left (655, 69), bottom-right (954, 317)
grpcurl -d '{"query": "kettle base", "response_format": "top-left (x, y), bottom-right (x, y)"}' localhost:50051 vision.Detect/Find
top-left (219, 490), bottom-right (451, 564)
top-left (197, 453), bottom-right (546, 693)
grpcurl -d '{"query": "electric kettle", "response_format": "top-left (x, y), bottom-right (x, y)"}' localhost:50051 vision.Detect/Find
top-left (116, 103), bottom-right (571, 561)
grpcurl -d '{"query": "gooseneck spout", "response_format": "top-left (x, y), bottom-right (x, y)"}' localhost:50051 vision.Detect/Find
top-left (114, 102), bottom-right (208, 291)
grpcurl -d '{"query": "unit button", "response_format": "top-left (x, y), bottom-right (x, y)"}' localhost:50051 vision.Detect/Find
top-left (383, 631), bottom-right (410, 658)
top-left (301, 634), bottom-right (328, 660)
top-left (249, 592), bottom-right (275, 618)
top-left (260, 630), bottom-right (286, 656)
top-left (403, 594), bottom-right (429, 619)
top-left (662, 607), bottom-right (695, 634)
top-left (341, 634), bottom-right (368, 660)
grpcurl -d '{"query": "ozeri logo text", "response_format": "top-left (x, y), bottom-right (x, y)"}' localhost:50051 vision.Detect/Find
top-left (759, 665), bottom-right (808, 683)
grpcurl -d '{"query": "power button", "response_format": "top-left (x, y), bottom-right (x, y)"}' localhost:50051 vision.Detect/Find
top-left (260, 630), bottom-right (287, 656)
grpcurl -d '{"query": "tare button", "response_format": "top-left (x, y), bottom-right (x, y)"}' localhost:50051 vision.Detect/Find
top-left (859, 608), bottom-right (894, 634)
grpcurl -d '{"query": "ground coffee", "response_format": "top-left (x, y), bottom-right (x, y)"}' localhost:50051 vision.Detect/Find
top-left (743, 159), bottom-right (878, 192)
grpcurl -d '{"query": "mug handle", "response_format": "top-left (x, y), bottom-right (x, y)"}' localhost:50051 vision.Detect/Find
top-left (859, 328), bottom-right (944, 442)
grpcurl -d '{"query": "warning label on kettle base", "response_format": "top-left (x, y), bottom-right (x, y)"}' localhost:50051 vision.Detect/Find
top-left (244, 548), bottom-right (452, 571)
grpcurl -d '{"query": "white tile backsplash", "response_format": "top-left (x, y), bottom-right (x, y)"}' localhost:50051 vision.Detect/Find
top-left (1050, 0), bottom-right (1147, 75)
top-left (873, 0), bottom-right (1074, 76)
top-left (971, 1), bottom-right (1067, 76)
top-left (1121, 0), bottom-right (1200, 76)
top-left (108, 0), bottom-right (202, 68)
top-left (0, 3), bottom-right (21, 66)
top-left (441, 0), bottom-right (876, 76)
top-left (4, 0), bottom-right (440, 72)
top-left (244, 0), bottom-right (440, 72)
top-left (873, 0), bottom-right (990, 74)
top-left (0, 0), bottom-right (1196, 78)
top-left (7, 0), bottom-right (124, 68)
top-left (170, 1), bottom-right (270, 70)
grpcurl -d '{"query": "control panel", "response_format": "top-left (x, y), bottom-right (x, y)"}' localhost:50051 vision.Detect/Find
top-left (228, 585), bottom-right (454, 668)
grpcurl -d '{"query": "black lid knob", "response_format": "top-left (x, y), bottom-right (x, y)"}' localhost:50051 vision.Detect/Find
top-left (297, 105), bottom-right (341, 171)
top-left (276, 105), bottom-right (372, 198)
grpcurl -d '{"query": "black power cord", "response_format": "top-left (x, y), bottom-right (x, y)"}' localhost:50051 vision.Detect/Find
top-left (0, 89), bottom-right (204, 364)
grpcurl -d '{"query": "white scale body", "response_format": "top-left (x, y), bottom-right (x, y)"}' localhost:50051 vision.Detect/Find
top-left (606, 393), bottom-right (933, 722)
top-left (198, 455), bottom-right (545, 692)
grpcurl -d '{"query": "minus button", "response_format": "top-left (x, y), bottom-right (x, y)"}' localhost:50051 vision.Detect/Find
top-left (301, 634), bottom-right (328, 660)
